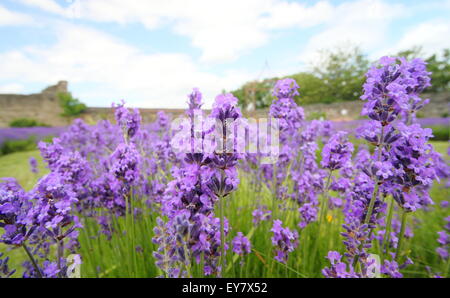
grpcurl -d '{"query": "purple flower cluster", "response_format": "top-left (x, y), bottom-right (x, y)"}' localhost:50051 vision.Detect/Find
top-left (361, 56), bottom-right (431, 125)
top-left (252, 206), bottom-right (272, 226)
top-left (261, 78), bottom-right (330, 234)
top-left (0, 56), bottom-right (445, 278)
top-left (232, 232), bottom-right (251, 255)
top-left (436, 216), bottom-right (449, 260)
top-left (2, 99), bottom-right (177, 277)
top-left (29, 157), bottom-right (38, 174)
top-left (113, 100), bottom-right (141, 139)
top-left (322, 251), bottom-right (358, 278)
top-left (0, 252), bottom-right (15, 278)
top-left (153, 90), bottom-right (244, 277)
top-left (109, 143), bottom-right (141, 185)
top-left (389, 124), bottom-right (437, 212)
top-left (0, 175), bottom-right (82, 278)
top-left (270, 78), bottom-right (304, 132)
top-left (0, 178), bottom-right (32, 246)
top-left (321, 131), bottom-right (354, 171)
top-left (186, 88), bottom-right (203, 118)
top-left (271, 220), bottom-right (299, 263)
top-left (323, 56), bottom-right (437, 278)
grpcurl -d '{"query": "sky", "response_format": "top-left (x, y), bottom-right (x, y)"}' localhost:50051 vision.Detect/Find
top-left (0, 0), bottom-right (449, 109)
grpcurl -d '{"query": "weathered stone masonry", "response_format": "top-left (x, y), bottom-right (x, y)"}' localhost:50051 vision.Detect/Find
top-left (0, 81), bottom-right (448, 127)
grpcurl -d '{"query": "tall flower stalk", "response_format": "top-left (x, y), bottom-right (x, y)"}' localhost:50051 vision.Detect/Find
top-left (210, 93), bottom-right (243, 276)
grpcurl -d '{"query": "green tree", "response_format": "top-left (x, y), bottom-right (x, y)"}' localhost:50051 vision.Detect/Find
top-left (312, 46), bottom-right (369, 103)
top-left (426, 49), bottom-right (450, 92)
top-left (58, 92), bottom-right (87, 117)
top-left (232, 78), bottom-right (279, 110)
top-left (290, 72), bottom-right (327, 105)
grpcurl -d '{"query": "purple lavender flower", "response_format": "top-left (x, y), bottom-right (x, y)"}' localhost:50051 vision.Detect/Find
top-left (211, 93), bottom-right (241, 123)
top-left (269, 98), bottom-right (304, 132)
top-left (42, 261), bottom-right (60, 278)
top-left (270, 78), bottom-right (304, 134)
top-left (381, 261), bottom-right (402, 278)
top-left (322, 251), bottom-right (359, 278)
top-left (271, 220), bottom-right (299, 263)
top-left (298, 203), bottom-right (318, 229)
top-left (154, 91), bottom-right (239, 277)
top-left (321, 131), bottom-right (354, 171)
top-left (272, 78), bottom-right (300, 99)
top-left (209, 93), bottom-right (243, 197)
top-left (27, 173), bottom-right (80, 232)
top-left (0, 252), bottom-right (15, 278)
top-left (186, 88), bottom-right (203, 118)
top-left (29, 157), bottom-right (38, 174)
top-left (113, 100), bottom-right (141, 139)
top-left (436, 216), bottom-right (449, 260)
top-left (252, 206), bottom-right (272, 226)
top-left (0, 178), bottom-right (33, 245)
top-left (232, 232), bottom-right (251, 255)
top-left (361, 56), bottom-right (431, 125)
top-left (154, 111), bottom-right (170, 132)
top-left (109, 143), bottom-right (141, 185)
top-left (390, 124), bottom-right (437, 212)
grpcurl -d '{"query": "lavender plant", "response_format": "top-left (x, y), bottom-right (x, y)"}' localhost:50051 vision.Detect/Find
top-left (0, 57), bottom-right (447, 279)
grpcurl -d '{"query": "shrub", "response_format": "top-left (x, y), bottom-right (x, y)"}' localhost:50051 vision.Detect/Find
top-left (307, 111), bottom-right (327, 120)
top-left (0, 137), bottom-right (37, 156)
top-left (416, 112), bottom-right (425, 119)
top-left (59, 92), bottom-right (87, 117)
top-left (427, 126), bottom-right (449, 141)
top-left (9, 118), bottom-right (50, 128)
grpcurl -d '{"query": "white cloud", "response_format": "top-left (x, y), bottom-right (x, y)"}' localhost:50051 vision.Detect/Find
top-left (386, 19), bottom-right (450, 56)
top-left (263, 1), bottom-right (333, 29)
top-left (297, 0), bottom-right (406, 64)
top-left (18, 0), bottom-right (66, 14)
top-left (17, 0), bottom-right (338, 63)
top-left (0, 83), bottom-right (24, 93)
top-left (0, 23), bottom-right (254, 108)
top-left (16, 0), bottom-right (449, 65)
top-left (0, 5), bottom-right (34, 26)
top-left (9, 0), bottom-right (449, 109)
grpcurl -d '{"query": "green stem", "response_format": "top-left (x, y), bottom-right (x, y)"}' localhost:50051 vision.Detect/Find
top-left (352, 127), bottom-right (385, 269)
top-left (382, 198), bottom-right (395, 256)
top-left (364, 125), bottom-right (385, 226)
top-left (352, 181), bottom-right (381, 269)
top-left (129, 188), bottom-right (138, 276)
top-left (364, 182), bottom-right (380, 225)
top-left (272, 163), bottom-right (278, 220)
top-left (57, 237), bottom-right (64, 277)
top-left (444, 258), bottom-right (450, 278)
top-left (219, 193), bottom-right (225, 277)
top-left (183, 234), bottom-right (192, 277)
top-left (395, 210), bottom-right (408, 262)
top-left (309, 170), bottom-right (333, 274)
top-left (23, 244), bottom-right (43, 278)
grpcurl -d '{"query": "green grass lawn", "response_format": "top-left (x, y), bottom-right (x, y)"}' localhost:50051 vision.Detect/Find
top-left (0, 142), bottom-right (449, 278)
top-left (0, 150), bottom-right (48, 190)
top-left (0, 150), bottom-right (49, 274)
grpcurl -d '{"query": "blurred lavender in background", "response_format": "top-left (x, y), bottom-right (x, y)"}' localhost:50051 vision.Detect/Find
top-left (0, 118), bottom-right (447, 147)
top-left (331, 118), bottom-right (449, 135)
top-left (0, 127), bottom-right (67, 145)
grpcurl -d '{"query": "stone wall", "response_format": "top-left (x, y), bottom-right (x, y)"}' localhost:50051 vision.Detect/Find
top-left (252, 92), bottom-right (449, 120)
top-left (0, 81), bottom-right (448, 127)
top-left (0, 81), bottom-right (195, 127)
top-left (0, 81), bottom-right (69, 127)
